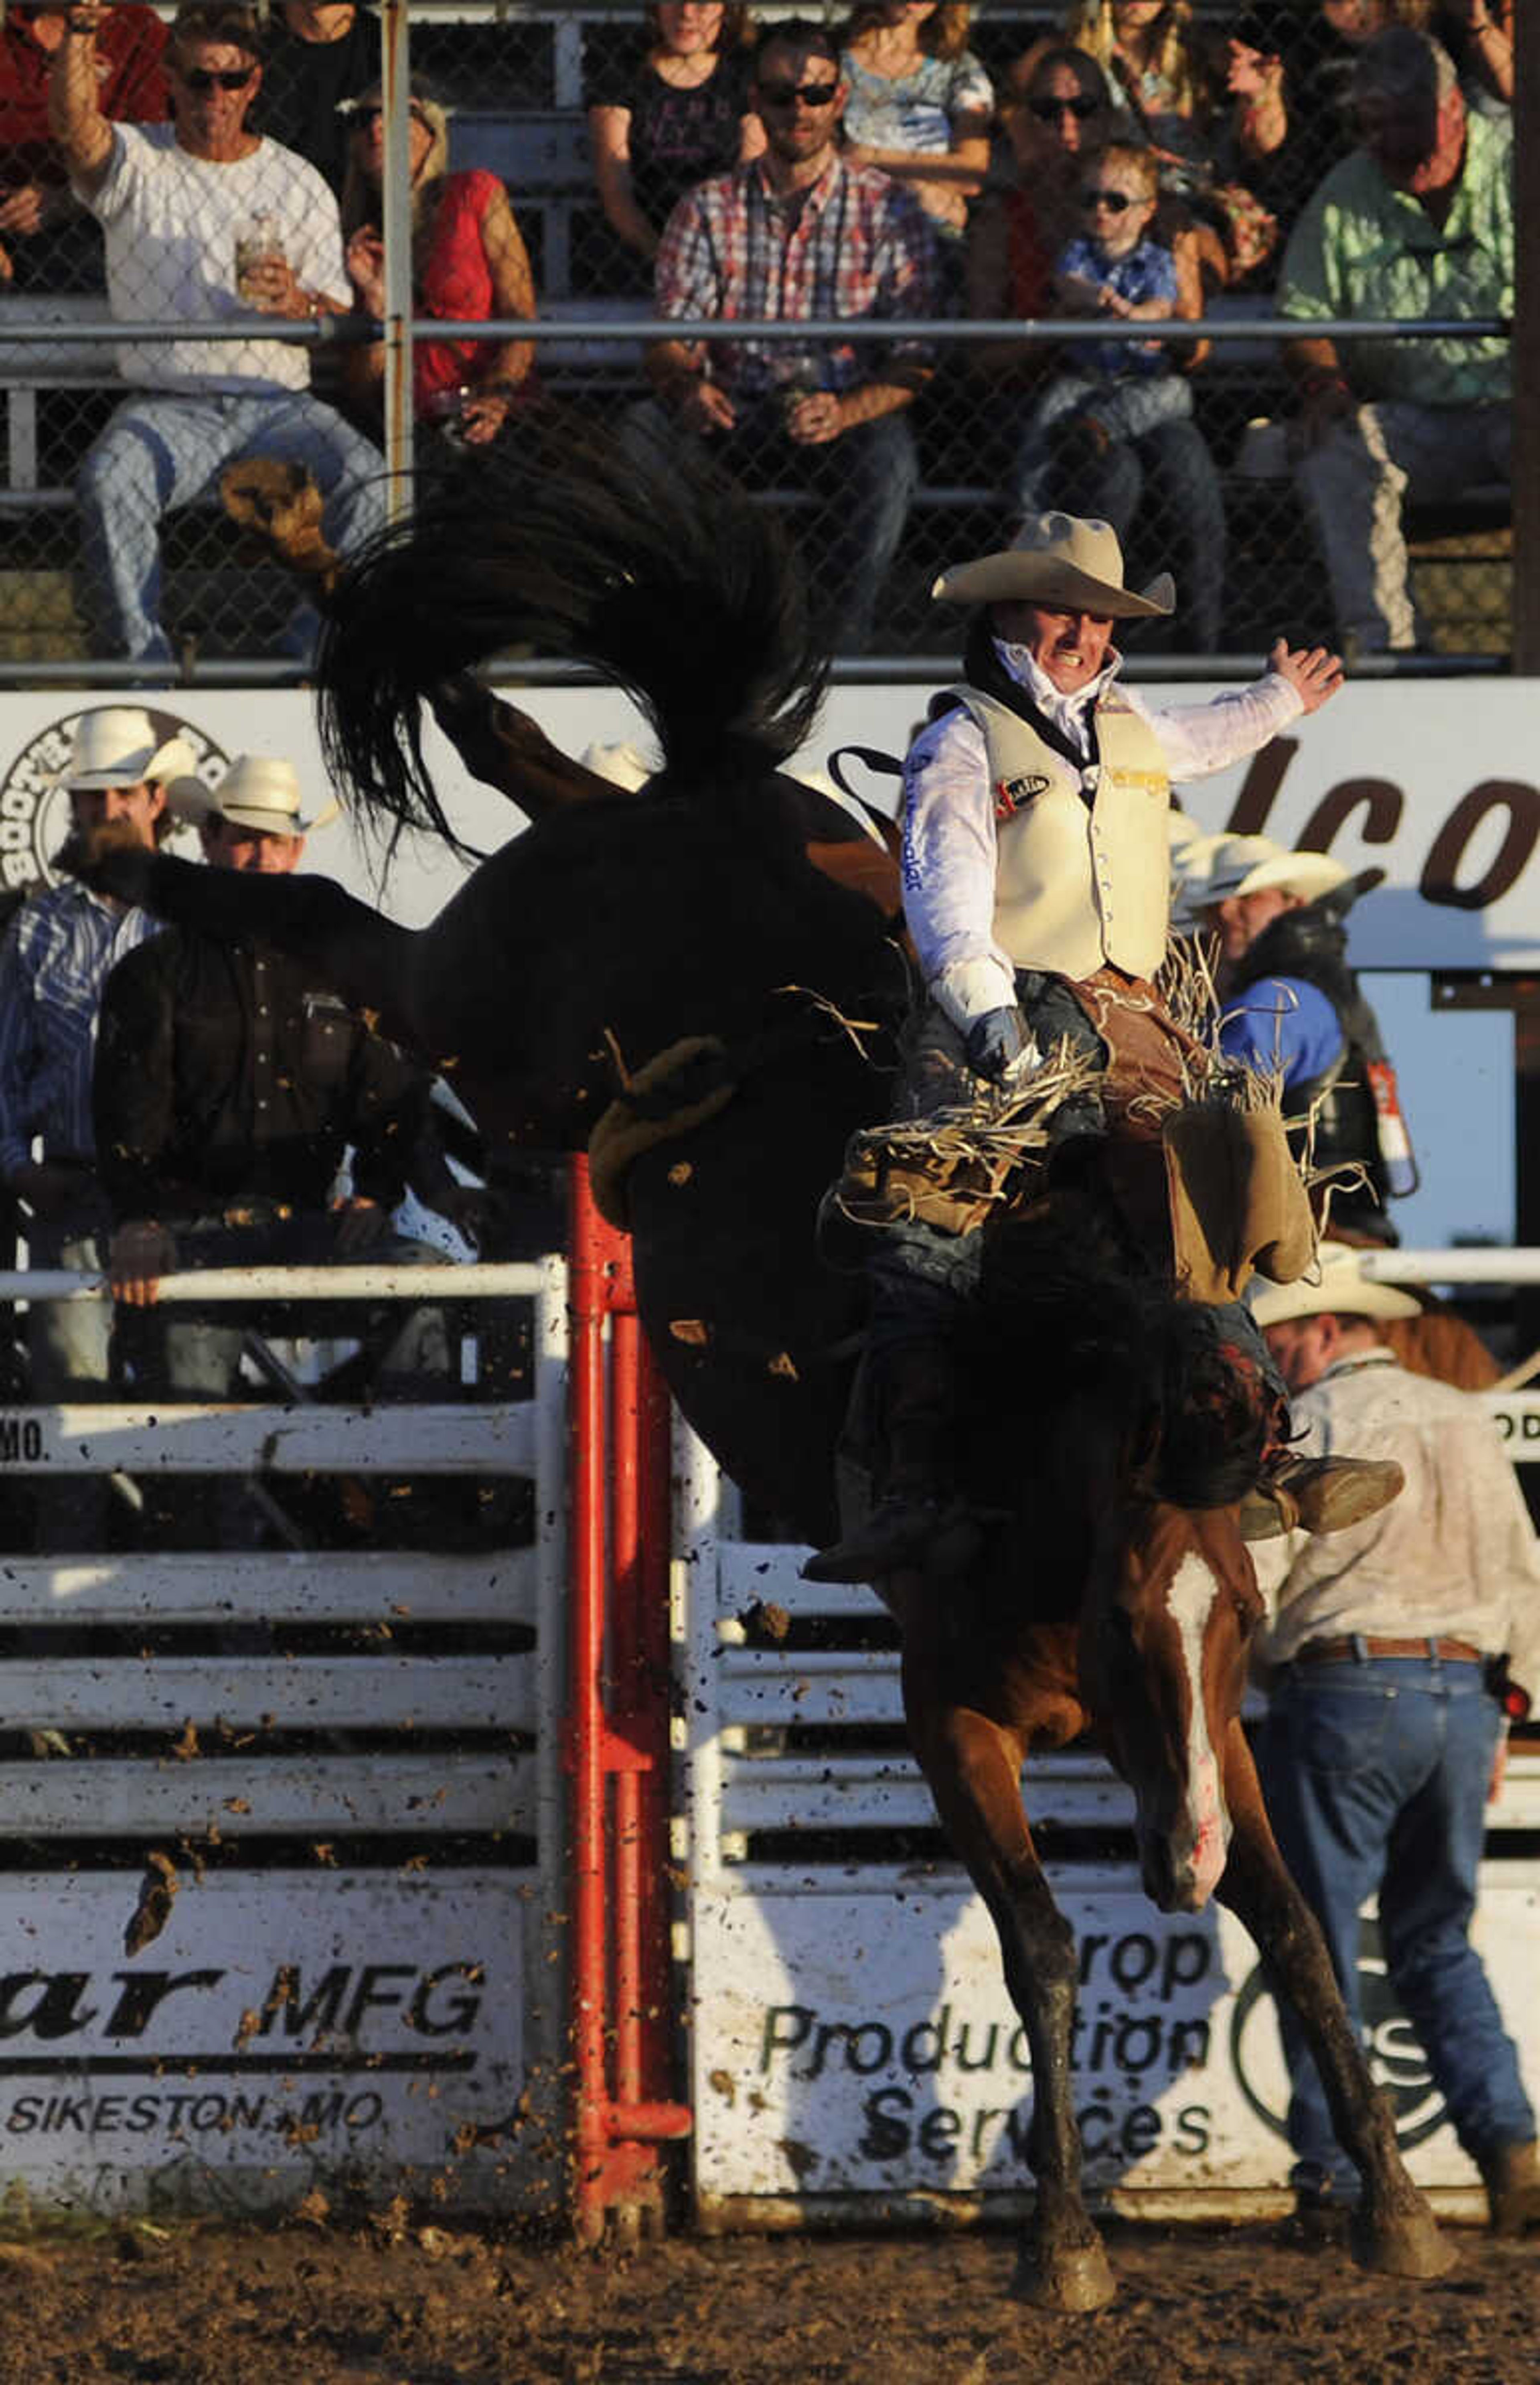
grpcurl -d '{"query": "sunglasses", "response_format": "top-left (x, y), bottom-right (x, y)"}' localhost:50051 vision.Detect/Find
top-left (758, 78), bottom-right (839, 109)
top-left (1081, 188), bottom-right (1139, 211)
top-left (1029, 94), bottom-right (1100, 121)
top-left (357, 105), bottom-right (432, 130)
top-left (179, 65), bottom-right (255, 91)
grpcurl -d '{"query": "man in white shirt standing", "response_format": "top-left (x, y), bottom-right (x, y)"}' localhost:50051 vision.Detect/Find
top-left (1248, 1242), bottom-right (1540, 2239)
top-left (51, 0), bottom-right (385, 663)
top-left (808, 511), bottom-right (1389, 1585)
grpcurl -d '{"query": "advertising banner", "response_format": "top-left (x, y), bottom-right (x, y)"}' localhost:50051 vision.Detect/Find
top-left (2, 681), bottom-right (1539, 966)
top-left (691, 1880), bottom-right (1540, 2210)
top-left (0, 1872), bottom-right (533, 2216)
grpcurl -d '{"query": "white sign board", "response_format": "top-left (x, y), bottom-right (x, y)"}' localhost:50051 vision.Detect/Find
top-left (691, 1880), bottom-right (1540, 2208)
top-left (3, 682), bottom-right (1540, 966)
top-left (0, 1872), bottom-right (533, 2215)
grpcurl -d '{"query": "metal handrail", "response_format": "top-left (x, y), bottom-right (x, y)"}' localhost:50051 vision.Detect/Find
top-left (6, 312), bottom-right (1506, 347)
top-left (0, 1262), bottom-right (542, 1303)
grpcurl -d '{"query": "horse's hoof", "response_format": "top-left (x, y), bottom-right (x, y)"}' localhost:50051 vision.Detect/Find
top-left (1010, 2237), bottom-right (1117, 2312)
top-left (1352, 2200), bottom-right (1457, 2280)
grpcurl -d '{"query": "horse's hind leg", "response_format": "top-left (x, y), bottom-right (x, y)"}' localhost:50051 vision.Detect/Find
top-left (1217, 1717), bottom-right (1453, 2279)
top-left (904, 1673), bottom-right (1116, 2312)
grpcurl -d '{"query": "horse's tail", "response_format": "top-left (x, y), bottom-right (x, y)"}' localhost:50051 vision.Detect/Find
top-left (316, 422), bottom-right (830, 853)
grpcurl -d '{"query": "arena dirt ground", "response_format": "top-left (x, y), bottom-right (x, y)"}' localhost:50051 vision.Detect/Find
top-left (0, 2214), bottom-right (1534, 2385)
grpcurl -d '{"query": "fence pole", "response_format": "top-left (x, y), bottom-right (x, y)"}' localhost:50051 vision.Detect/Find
top-left (565, 1158), bottom-right (689, 2246)
top-left (379, 0), bottom-right (414, 509)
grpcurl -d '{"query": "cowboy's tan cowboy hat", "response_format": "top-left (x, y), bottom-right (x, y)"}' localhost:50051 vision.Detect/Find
top-left (1247, 1239), bottom-right (1421, 1328)
top-left (51, 706), bottom-right (199, 793)
top-left (170, 753), bottom-right (338, 835)
top-left (1194, 832), bottom-right (1354, 908)
top-left (930, 512), bottom-right (1175, 618)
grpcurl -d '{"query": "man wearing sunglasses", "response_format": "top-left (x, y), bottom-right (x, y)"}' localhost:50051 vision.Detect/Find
top-left (641, 15), bottom-right (940, 651)
top-left (1279, 27), bottom-right (1512, 655)
top-left (50, 0), bottom-right (385, 665)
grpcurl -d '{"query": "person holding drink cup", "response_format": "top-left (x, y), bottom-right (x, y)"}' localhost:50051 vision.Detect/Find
top-left (50, 0), bottom-right (385, 662)
top-left (340, 77), bottom-right (537, 448)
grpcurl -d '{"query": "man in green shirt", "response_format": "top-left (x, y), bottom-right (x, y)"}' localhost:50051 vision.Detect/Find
top-left (1278, 27), bottom-right (1511, 654)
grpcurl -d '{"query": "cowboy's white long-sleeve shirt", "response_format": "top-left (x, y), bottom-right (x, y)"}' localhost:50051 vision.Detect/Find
top-left (902, 641), bottom-right (1306, 1031)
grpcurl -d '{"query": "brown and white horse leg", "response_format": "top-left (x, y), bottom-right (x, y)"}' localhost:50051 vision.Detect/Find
top-left (1216, 1717), bottom-right (1453, 2278)
top-left (902, 1653), bottom-right (1115, 2311)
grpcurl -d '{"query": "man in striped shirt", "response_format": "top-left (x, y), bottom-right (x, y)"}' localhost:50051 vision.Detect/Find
top-left (0, 707), bottom-right (193, 1547)
top-left (641, 16), bottom-right (940, 653)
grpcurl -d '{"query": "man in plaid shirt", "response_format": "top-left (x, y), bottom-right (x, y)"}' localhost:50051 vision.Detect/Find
top-left (641, 16), bottom-right (940, 652)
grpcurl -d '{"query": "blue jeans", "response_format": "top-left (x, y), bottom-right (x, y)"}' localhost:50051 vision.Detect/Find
top-left (1255, 1651), bottom-right (1534, 2194)
top-left (624, 395), bottom-right (918, 653)
top-left (144, 1209), bottom-right (452, 1553)
top-left (77, 388), bottom-right (387, 662)
top-left (1014, 367), bottom-right (1194, 463)
top-left (1011, 392), bottom-right (1226, 652)
top-left (26, 1199), bottom-right (115, 1552)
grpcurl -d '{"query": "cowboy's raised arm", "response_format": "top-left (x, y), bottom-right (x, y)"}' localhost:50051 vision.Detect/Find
top-left (49, 2), bottom-right (115, 201)
top-left (1136, 637), bottom-right (1343, 784)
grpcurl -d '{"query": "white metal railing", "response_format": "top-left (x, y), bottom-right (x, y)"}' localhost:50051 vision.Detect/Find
top-left (0, 1248), bottom-right (575, 2217)
top-left (0, 1256), bottom-right (570, 1844)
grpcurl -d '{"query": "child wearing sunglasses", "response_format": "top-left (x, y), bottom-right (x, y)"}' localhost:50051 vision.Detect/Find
top-left (1052, 140), bottom-right (1177, 369)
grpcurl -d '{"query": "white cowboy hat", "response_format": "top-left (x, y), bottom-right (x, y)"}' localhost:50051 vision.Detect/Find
top-left (1167, 818), bottom-right (1226, 929)
top-left (170, 754), bottom-right (337, 835)
top-left (51, 706), bottom-right (199, 792)
top-left (930, 512), bottom-right (1175, 618)
top-left (1194, 832), bottom-right (1352, 908)
top-left (1247, 1240), bottom-right (1421, 1328)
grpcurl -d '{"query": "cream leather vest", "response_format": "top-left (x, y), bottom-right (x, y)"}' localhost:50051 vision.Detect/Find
top-left (944, 684), bottom-right (1172, 982)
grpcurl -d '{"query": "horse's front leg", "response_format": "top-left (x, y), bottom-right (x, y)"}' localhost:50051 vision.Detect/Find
top-left (1217, 1717), bottom-right (1453, 2278)
top-left (902, 1643), bottom-right (1114, 2312)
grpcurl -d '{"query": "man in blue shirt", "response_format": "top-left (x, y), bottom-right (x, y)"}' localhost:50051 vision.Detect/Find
top-left (1196, 834), bottom-right (1416, 1245)
top-left (0, 706), bottom-right (194, 1546)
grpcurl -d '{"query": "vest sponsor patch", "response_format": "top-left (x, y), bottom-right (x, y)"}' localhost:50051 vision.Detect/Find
top-left (993, 773), bottom-right (1051, 822)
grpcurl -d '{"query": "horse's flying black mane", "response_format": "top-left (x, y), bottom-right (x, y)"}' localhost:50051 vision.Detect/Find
top-left (316, 424), bottom-right (832, 856)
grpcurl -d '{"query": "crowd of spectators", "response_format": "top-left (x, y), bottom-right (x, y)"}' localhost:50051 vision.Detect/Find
top-left (0, 1), bottom-right (1515, 659)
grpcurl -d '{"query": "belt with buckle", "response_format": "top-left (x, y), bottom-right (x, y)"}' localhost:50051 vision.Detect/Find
top-left (1295, 1635), bottom-right (1484, 1666)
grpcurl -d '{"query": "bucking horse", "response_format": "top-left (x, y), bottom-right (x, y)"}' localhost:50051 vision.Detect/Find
top-left (81, 430), bottom-right (1451, 2307)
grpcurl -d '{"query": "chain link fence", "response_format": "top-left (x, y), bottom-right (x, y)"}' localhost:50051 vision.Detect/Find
top-left (0, 1), bottom-right (1513, 675)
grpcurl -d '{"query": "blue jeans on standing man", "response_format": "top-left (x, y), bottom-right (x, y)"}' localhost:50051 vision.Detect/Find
top-left (77, 387), bottom-right (387, 663)
top-left (1254, 1649), bottom-right (1534, 2197)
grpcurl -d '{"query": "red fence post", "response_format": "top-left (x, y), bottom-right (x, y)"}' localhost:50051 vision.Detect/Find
top-left (565, 1157), bottom-right (691, 2245)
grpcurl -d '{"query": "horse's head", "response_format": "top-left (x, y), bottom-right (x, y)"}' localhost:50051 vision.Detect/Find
top-left (1085, 1506), bottom-right (1264, 1912)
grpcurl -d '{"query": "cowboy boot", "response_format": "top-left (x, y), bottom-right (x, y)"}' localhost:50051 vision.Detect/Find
top-left (802, 1339), bottom-right (957, 1584)
top-left (1238, 1452), bottom-right (1406, 1541)
top-left (1477, 2139), bottom-right (1540, 2239)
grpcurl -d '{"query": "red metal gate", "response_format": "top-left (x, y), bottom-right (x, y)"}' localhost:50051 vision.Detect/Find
top-left (566, 1157), bottom-right (691, 2241)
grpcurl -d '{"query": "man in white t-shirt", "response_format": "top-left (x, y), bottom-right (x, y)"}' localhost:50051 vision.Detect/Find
top-left (50, 0), bottom-right (385, 663)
